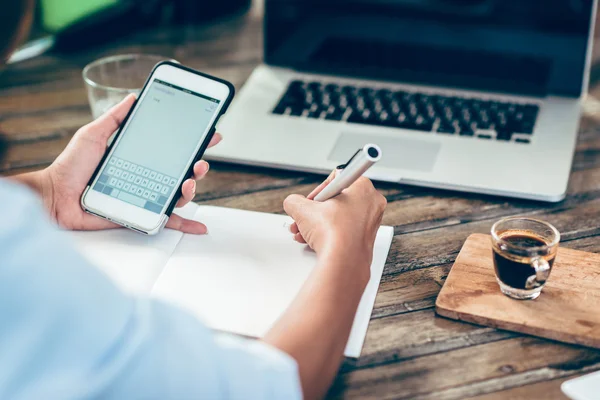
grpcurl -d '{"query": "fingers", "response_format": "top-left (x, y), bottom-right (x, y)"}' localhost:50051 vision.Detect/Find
top-left (283, 194), bottom-right (311, 220)
top-left (79, 213), bottom-right (122, 231)
top-left (284, 195), bottom-right (315, 244)
top-left (293, 232), bottom-right (307, 244)
top-left (345, 176), bottom-right (376, 196)
top-left (193, 160), bottom-right (209, 179)
top-left (307, 169), bottom-right (338, 200)
top-left (344, 176), bottom-right (387, 216)
top-left (176, 179), bottom-right (197, 207)
top-left (207, 132), bottom-right (222, 148)
top-left (84, 94), bottom-right (137, 144)
top-left (175, 160), bottom-right (210, 207)
top-left (166, 213), bottom-right (208, 234)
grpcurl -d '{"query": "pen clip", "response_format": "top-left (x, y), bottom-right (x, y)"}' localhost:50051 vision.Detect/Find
top-left (336, 148), bottom-right (361, 170)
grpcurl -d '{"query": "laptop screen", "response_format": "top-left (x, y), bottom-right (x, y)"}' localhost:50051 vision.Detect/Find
top-left (264, 0), bottom-right (595, 97)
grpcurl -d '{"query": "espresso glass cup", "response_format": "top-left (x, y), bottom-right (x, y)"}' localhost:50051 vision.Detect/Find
top-left (491, 217), bottom-right (560, 300)
top-left (83, 54), bottom-right (176, 119)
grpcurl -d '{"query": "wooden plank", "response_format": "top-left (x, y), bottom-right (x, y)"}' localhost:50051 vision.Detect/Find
top-left (409, 363), bottom-right (600, 400)
top-left (0, 108), bottom-right (91, 142)
top-left (199, 177), bottom-right (405, 213)
top-left (384, 197), bottom-right (600, 276)
top-left (194, 158), bottom-right (600, 242)
top-left (329, 337), bottom-right (600, 399)
top-left (346, 308), bottom-right (514, 371)
top-left (466, 374), bottom-right (583, 400)
top-left (194, 164), bottom-right (310, 202)
top-left (372, 264), bottom-right (450, 319)
top-left (436, 234), bottom-right (600, 349)
top-left (373, 233), bottom-right (600, 323)
top-left (0, 86), bottom-right (87, 114)
top-left (338, 234), bottom-right (600, 387)
top-left (0, 135), bottom-right (72, 171)
top-left (2, 164), bottom-right (47, 176)
top-left (0, 59), bottom-right (85, 91)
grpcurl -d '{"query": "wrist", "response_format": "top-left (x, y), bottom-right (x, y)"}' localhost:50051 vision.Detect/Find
top-left (38, 168), bottom-right (57, 220)
top-left (11, 168), bottom-right (56, 219)
top-left (319, 241), bottom-right (372, 287)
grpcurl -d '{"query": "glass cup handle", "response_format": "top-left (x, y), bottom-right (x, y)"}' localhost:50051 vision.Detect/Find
top-left (526, 257), bottom-right (550, 289)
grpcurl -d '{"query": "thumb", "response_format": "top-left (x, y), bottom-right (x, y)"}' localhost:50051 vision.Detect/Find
top-left (82, 94), bottom-right (137, 144)
top-left (283, 194), bottom-right (312, 221)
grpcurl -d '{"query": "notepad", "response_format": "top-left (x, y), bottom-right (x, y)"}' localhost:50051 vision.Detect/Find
top-left (562, 370), bottom-right (600, 400)
top-left (70, 203), bottom-right (394, 358)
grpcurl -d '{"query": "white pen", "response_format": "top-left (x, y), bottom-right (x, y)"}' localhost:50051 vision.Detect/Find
top-left (314, 144), bottom-right (382, 202)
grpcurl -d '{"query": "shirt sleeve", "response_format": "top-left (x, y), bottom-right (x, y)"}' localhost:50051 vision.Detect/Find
top-left (0, 180), bottom-right (302, 400)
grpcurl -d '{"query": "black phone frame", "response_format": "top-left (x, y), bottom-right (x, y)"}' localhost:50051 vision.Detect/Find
top-left (84, 61), bottom-right (236, 220)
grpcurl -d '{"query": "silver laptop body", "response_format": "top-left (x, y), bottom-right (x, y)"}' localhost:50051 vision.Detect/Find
top-left (209, 0), bottom-right (598, 202)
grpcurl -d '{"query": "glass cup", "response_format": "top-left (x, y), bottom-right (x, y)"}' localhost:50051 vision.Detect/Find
top-left (83, 54), bottom-right (177, 119)
top-left (491, 217), bottom-right (560, 300)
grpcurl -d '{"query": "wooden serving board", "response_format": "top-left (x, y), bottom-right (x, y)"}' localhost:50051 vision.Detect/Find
top-left (436, 234), bottom-right (600, 349)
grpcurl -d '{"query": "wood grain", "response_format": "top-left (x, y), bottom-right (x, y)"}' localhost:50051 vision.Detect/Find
top-left (466, 375), bottom-right (577, 400)
top-left (329, 337), bottom-right (600, 399)
top-left (436, 234), bottom-right (600, 349)
top-left (3, 0), bottom-right (600, 398)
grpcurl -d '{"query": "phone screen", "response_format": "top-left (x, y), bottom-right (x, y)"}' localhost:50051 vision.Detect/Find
top-left (91, 78), bottom-right (220, 214)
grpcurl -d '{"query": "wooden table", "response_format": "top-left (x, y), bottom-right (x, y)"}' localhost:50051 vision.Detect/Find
top-left (2, 4), bottom-right (600, 399)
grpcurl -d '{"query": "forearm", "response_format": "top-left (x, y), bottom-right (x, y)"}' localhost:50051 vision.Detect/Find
top-left (264, 249), bottom-right (370, 399)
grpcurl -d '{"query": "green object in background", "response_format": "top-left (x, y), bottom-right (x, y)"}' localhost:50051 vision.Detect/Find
top-left (41, 0), bottom-right (120, 32)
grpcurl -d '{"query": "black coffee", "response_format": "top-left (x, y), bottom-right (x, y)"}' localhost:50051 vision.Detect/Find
top-left (493, 231), bottom-right (555, 289)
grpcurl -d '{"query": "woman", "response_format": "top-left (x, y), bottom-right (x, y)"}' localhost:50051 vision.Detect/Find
top-left (0, 4), bottom-right (386, 399)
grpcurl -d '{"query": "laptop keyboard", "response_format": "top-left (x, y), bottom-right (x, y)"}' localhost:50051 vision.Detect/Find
top-left (272, 80), bottom-right (539, 144)
top-left (92, 156), bottom-right (179, 214)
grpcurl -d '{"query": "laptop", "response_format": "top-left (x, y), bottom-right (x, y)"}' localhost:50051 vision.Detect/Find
top-left (209, 0), bottom-right (598, 202)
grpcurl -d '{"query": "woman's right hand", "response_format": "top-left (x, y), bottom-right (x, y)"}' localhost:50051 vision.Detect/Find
top-left (283, 176), bottom-right (387, 270)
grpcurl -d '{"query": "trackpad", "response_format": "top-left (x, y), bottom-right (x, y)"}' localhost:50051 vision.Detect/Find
top-left (329, 132), bottom-right (440, 172)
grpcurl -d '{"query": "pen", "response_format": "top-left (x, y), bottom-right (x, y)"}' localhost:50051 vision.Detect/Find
top-left (314, 144), bottom-right (382, 202)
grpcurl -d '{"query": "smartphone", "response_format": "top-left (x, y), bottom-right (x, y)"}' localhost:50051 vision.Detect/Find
top-left (81, 61), bottom-right (235, 234)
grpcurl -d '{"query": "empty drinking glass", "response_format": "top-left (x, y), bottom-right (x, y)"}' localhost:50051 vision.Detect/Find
top-left (83, 54), bottom-right (177, 119)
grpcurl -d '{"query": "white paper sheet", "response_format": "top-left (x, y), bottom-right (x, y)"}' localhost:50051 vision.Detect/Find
top-left (69, 204), bottom-right (197, 294)
top-left (152, 205), bottom-right (393, 358)
top-left (562, 370), bottom-right (600, 400)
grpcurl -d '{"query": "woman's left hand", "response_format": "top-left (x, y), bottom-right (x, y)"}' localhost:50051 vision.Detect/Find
top-left (38, 94), bottom-right (217, 234)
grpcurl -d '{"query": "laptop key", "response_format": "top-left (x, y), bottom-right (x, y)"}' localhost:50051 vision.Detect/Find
top-left (376, 89), bottom-right (392, 99)
top-left (413, 115), bottom-right (433, 132)
top-left (476, 119), bottom-right (491, 130)
top-left (289, 107), bottom-right (304, 116)
top-left (375, 111), bottom-right (393, 126)
top-left (272, 104), bottom-right (287, 115)
top-left (496, 130), bottom-right (512, 141)
top-left (308, 81), bottom-right (322, 90)
top-left (512, 119), bottom-right (535, 134)
top-left (289, 80), bottom-right (304, 90)
top-left (307, 109), bottom-right (323, 119)
top-left (523, 104), bottom-right (539, 115)
top-left (347, 109), bottom-right (375, 124)
top-left (325, 110), bottom-right (344, 121)
top-left (458, 121), bottom-right (474, 136)
top-left (358, 87), bottom-right (375, 97)
top-left (342, 85), bottom-right (357, 95)
top-left (396, 120), bottom-right (421, 131)
top-left (437, 122), bottom-right (456, 134)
